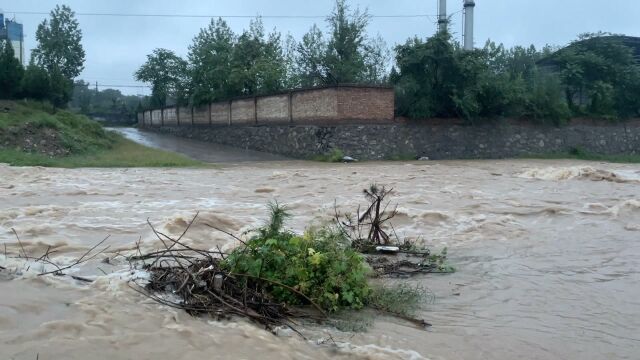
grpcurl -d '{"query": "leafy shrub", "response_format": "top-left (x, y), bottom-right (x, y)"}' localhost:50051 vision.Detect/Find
top-left (313, 148), bottom-right (345, 162)
top-left (368, 283), bottom-right (433, 317)
top-left (523, 74), bottom-right (571, 125)
top-left (223, 203), bottom-right (372, 312)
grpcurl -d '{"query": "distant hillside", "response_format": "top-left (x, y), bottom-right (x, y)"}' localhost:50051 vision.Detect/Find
top-left (538, 35), bottom-right (640, 67)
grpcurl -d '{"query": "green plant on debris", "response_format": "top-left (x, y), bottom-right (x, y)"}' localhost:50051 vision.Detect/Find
top-left (222, 194), bottom-right (454, 314)
top-left (223, 203), bottom-right (372, 311)
top-left (369, 283), bottom-right (433, 317)
top-left (137, 186), bottom-right (454, 332)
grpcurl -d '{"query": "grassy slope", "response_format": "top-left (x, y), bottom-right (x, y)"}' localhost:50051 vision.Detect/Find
top-left (0, 100), bottom-right (203, 168)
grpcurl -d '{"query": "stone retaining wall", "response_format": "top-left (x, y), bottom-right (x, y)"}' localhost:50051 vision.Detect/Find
top-left (147, 120), bottom-right (640, 160)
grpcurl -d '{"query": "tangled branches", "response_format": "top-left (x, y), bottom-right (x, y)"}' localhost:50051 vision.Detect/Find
top-left (335, 184), bottom-right (454, 276)
top-left (1, 227), bottom-right (110, 283)
top-left (335, 185), bottom-right (399, 251)
top-left (128, 213), bottom-right (325, 335)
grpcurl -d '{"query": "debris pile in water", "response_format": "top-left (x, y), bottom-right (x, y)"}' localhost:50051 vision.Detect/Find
top-left (126, 185), bottom-right (453, 335)
top-left (2, 185), bottom-right (452, 337)
top-left (335, 185), bottom-right (453, 276)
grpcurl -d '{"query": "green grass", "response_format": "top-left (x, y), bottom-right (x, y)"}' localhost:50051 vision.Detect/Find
top-left (312, 148), bottom-right (345, 162)
top-left (526, 147), bottom-right (640, 164)
top-left (0, 100), bottom-right (205, 168)
top-left (0, 137), bottom-right (203, 168)
top-left (389, 153), bottom-right (417, 161)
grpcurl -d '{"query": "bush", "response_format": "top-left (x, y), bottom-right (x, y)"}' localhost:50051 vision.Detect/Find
top-left (0, 40), bottom-right (24, 99)
top-left (368, 283), bottom-right (433, 317)
top-left (20, 65), bottom-right (51, 101)
top-left (313, 148), bottom-right (345, 162)
top-left (223, 203), bottom-right (372, 312)
top-left (523, 74), bottom-right (571, 125)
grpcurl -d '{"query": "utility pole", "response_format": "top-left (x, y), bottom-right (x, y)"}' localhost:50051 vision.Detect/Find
top-left (438, 0), bottom-right (448, 33)
top-left (95, 81), bottom-right (99, 94)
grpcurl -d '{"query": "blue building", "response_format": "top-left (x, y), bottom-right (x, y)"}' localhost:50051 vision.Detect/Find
top-left (0, 13), bottom-right (25, 65)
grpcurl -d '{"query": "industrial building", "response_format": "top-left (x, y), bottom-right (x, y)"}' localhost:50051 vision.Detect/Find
top-left (0, 13), bottom-right (25, 65)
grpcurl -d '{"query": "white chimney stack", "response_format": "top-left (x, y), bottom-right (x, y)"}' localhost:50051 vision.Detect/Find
top-left (438, 0), bottom-right (447, 33)
top-left (463, 0), bottom-right (475, 50)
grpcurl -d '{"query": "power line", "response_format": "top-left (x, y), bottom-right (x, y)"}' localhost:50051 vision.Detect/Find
top-left (74, 83), bottom-right (150, 89)
top-left (99, 84), bottom-right (150, 88)
top-left (3, 10), bottom-right (438, 20)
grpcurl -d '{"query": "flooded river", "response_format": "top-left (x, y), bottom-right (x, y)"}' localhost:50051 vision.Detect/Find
top-left (1, 159), bottom-right (639, 359)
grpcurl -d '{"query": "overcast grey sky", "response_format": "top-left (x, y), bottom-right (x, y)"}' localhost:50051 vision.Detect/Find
top-left (1, 0), bottom-right (638, 95)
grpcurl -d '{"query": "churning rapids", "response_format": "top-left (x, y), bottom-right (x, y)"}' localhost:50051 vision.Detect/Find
top-left (1, 159), bottom-right (639, 360)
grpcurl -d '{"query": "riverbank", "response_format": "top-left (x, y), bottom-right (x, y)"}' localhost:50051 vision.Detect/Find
top-left (1, 159), bottom-right (639, 359)
top-left (0, 101), bottom-right (202, 168)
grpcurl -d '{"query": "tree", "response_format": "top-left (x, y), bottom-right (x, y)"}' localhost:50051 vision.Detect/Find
top-left (47, 68), bottom-right (74, 108)
top-left (0, 40), bottom-right (24, 99)
top-left (393, 31), bottom-right (472, 118)
top-left (522, 73), bottom-right (570, 124)
top-left (71, 80), bottom-right (93, 113)
top-left (20, 63), bottom-right (50, 101)
top-left (188, 18), bottom-right (236, 105)
top-left (554, 33), bottom-right (640, 117)
top-left (392, 30), bottom-right (574, 122)
top-left (292, 0), bottom-right (389, 86)
top-left (294, 25), bottom-right (328, 87)
top-left (135, 48), bottom-right (188, 107)
top-left (256, 30), bottom-right (287, 94)
top-left (32, 5), bottom-right (85, 79)
top-left (324, 0), bottom-right (369, 83)
top-left (229, 18), bottom-right (286, 96)
top-left (362, 34), bottom-right (390, 84)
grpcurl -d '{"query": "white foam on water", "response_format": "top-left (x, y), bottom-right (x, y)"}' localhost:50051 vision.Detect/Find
top-left (518, 166), bottom-right (639, 182)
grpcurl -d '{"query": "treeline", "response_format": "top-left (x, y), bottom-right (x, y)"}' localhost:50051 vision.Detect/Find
top-left (0, 5), bottom-right (85, 108)
top-left (71, 81), bottom-right (143, 123)
top-left (2, 2), bottom-right (636, 123)
top-left (136, 0), bottom-right (388, 108)
top-left (393, 31), bottom-right (640, 123)
top-left (138, 0), bottom-right (640, 122)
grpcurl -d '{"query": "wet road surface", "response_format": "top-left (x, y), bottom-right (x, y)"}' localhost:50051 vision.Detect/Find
top-left (110, 127), bottom-right (290, 163)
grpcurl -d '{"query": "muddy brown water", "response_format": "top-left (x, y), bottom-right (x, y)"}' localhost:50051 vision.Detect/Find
top-left (1, 160), bottom-right (639, 359)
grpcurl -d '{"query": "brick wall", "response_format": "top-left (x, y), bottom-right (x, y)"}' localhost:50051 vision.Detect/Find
top-left (292, 88), bottom-right (338, 123)
top-left (193, 105), bottom-right (208, 125)
top-left (138, 85), bottom-right (394, 128)
top-left (151, 110), bottom-right (162, 126)
top-left (211, 102), bottom-right (230, 125)
top-left (231, 98), bottom-right (255, 125)
top-left (257, 94), bottom-right (289, 123)
top-left (178, 107), bottom-right (191, 126)
top-left (337, 87), bottom-right (394, 122)
top-left (163, 108), bottom-right (178, 126)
